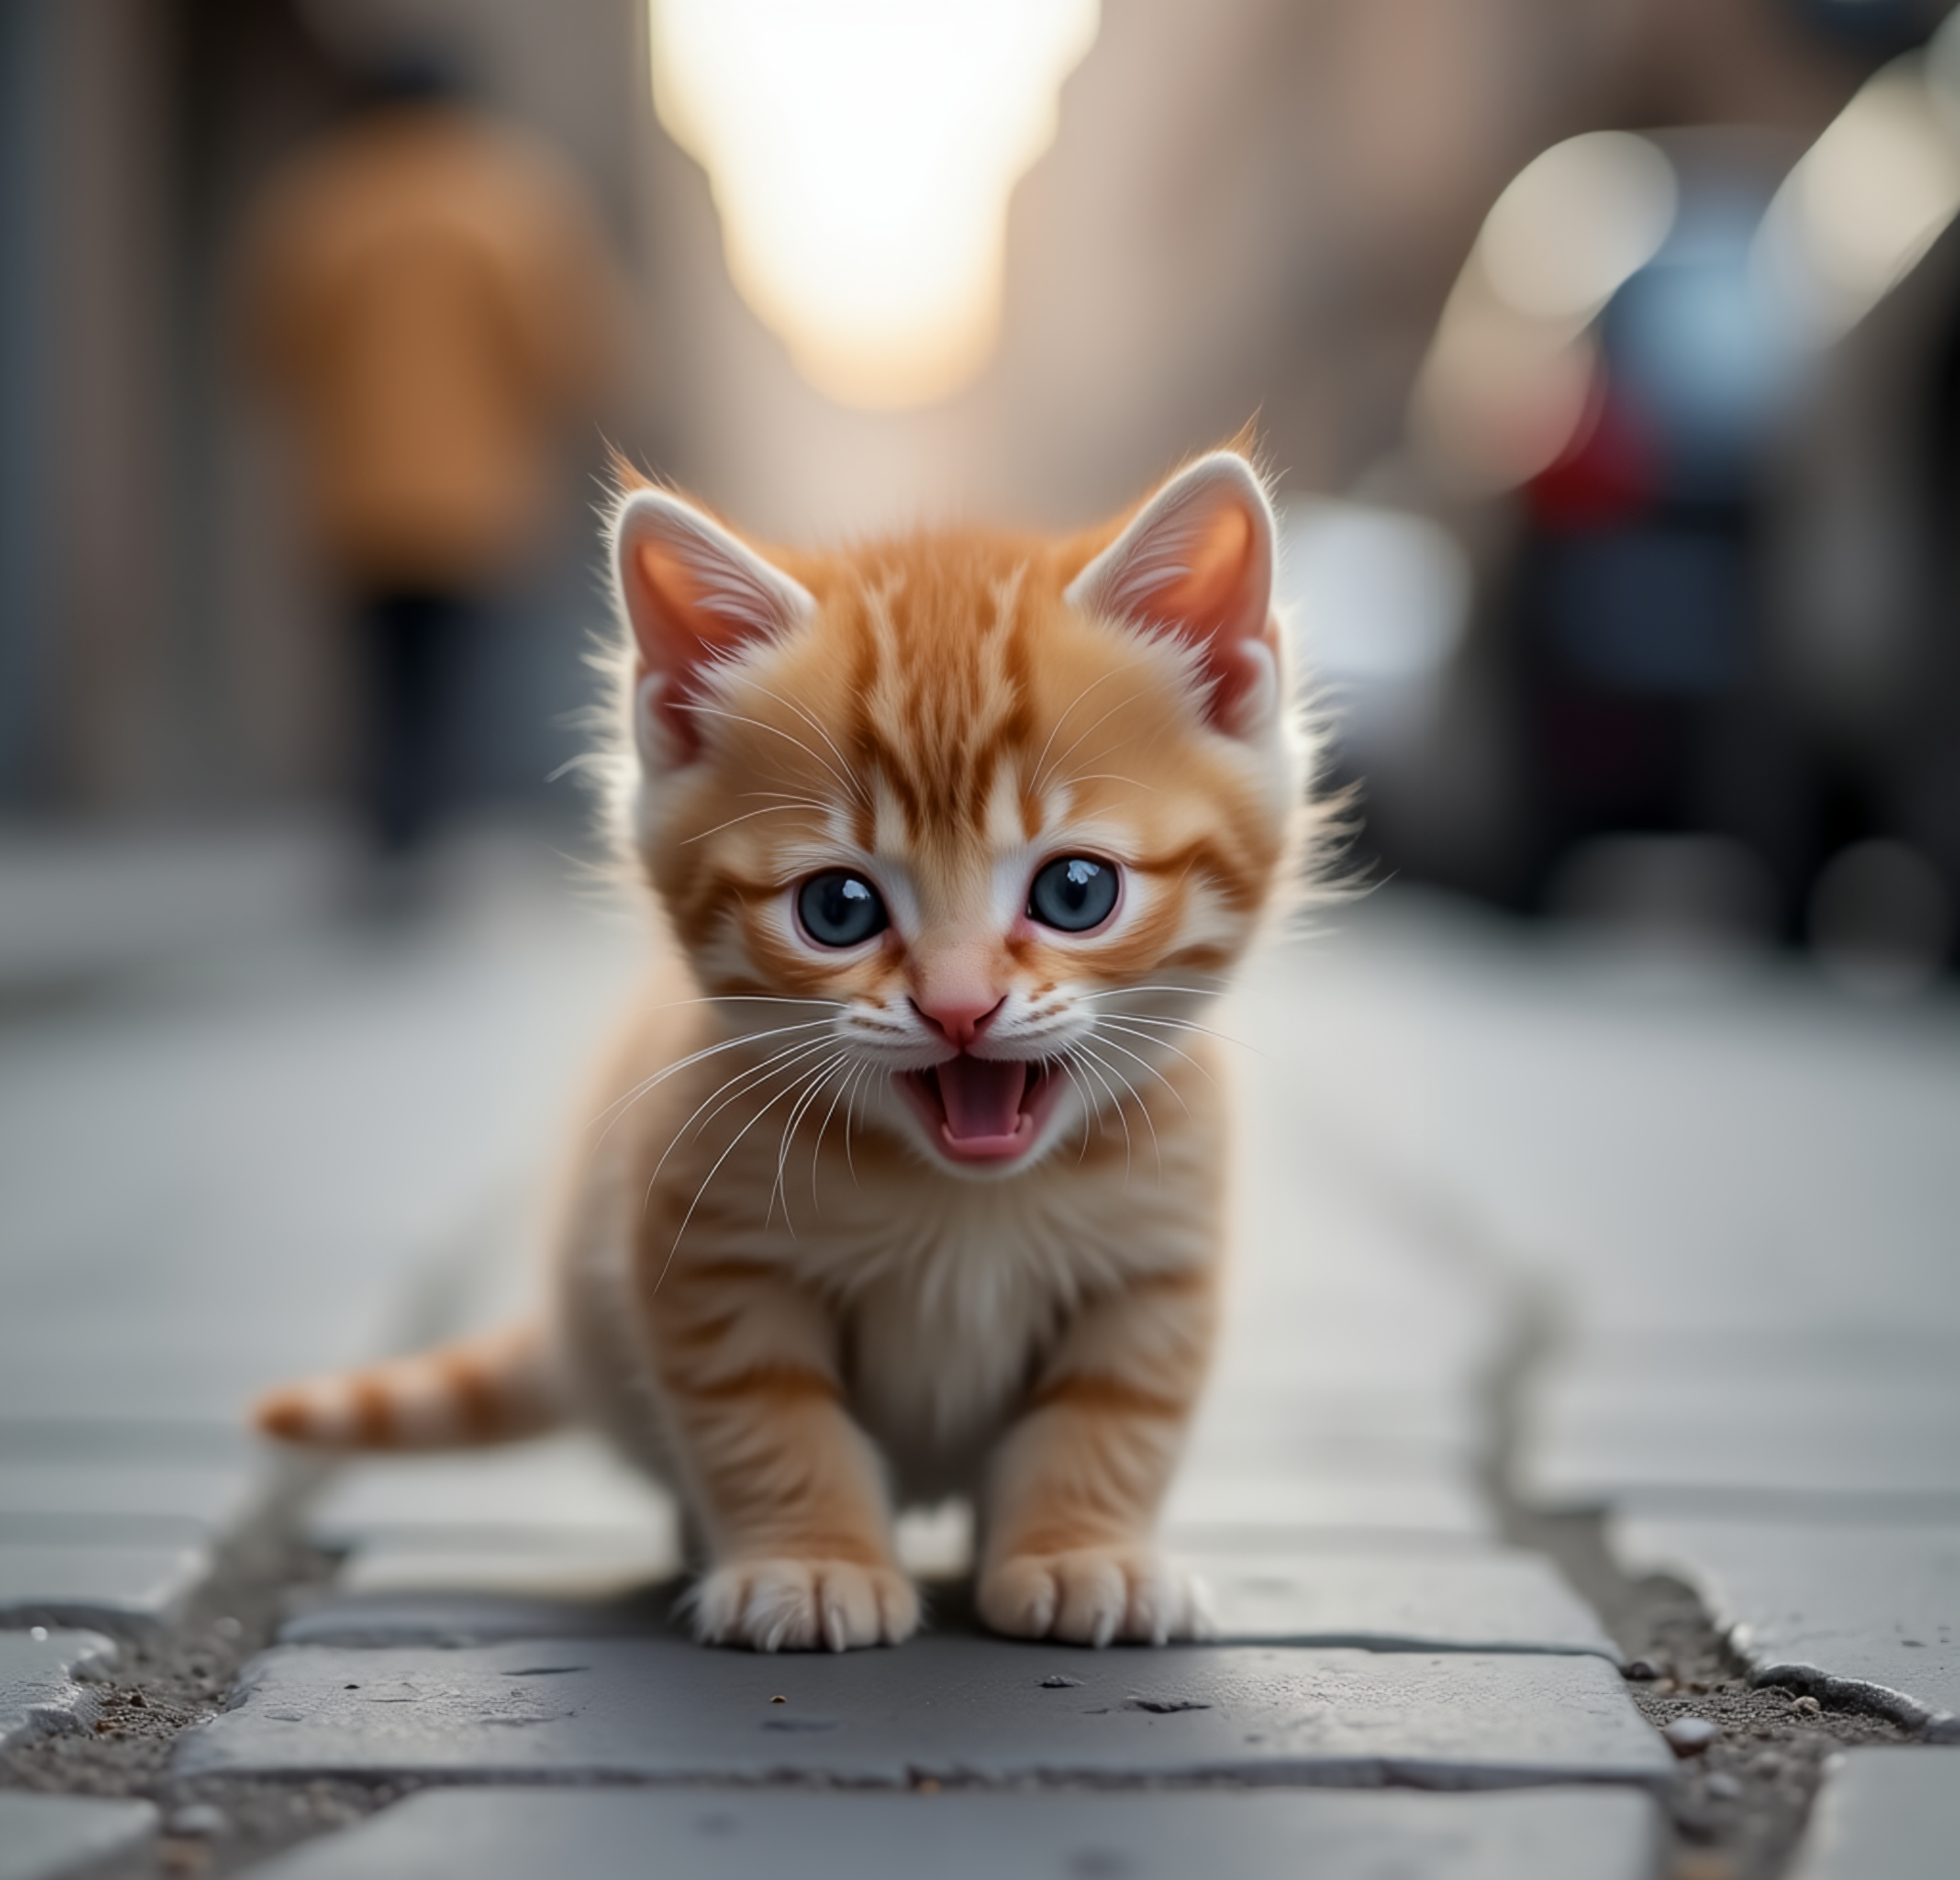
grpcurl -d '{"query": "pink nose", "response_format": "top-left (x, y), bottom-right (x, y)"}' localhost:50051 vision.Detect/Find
top-left (911, 995), bottom-right (1004, 1050)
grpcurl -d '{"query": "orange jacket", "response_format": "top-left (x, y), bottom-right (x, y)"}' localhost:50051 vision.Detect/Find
top-left (240, 106), bottom-right (626, 593)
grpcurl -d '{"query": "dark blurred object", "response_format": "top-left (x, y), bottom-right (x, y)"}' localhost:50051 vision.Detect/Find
top-left (1548, 833), bottom-right (1780, 951)
top-left (1507, 139), bottom-right (1809, 929)
top-left (237, 78), bottom-right (626, 855)
top-left (1809, 836), bottom-right (1956, 994)
top-left (1381, 49), bottom-right (1960, 982)
top-left (1783, 0), bottom-right (1953, 55)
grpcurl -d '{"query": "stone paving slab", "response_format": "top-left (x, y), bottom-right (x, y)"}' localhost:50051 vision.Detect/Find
top-left (1184, 1391), bottom-right (1480, 1475)
top-left (0, 819), bottom-right (345, 994)
top-left (1521, 1373), bottom-right (1960, 1505)
top-left (0, 1419), bottom-right (261, 1470)
top-left (307, 1435), bottom-right (679, 1551)
top-left (282, 1546), bottom-right (1617, 1661)
top-left (0, 852), bottom-right (645, 1439)
top-left (248, 1784), bottom-right (1666, 1880)
top-left (0, 1539), bottom-right (209, 1635)
top-left (0, 1628), bottom-right (117, 1750)
top-left (1613, 1515), bottom-right (1960, 1739)
top-left (278, 1589), bottom-right (679, 1649)
top-left (0, 1328), bottom-right (392, 1428)
top-left (174, 1635), bottom-right (1672, 1788)
top-left (333, 1534), bottom-right (683, 1601)
top-left (1787, 1746), bottom-right (1960, 1880)
top-left (0, 1458), bottom-right (264, 1540)
top-left (0, 1792), bottom-right (160, 1880)
top-left (1163, 1466), bottom-right (1492, 1540)
top-left (1186, 1547), bottom-right (1618, 1658)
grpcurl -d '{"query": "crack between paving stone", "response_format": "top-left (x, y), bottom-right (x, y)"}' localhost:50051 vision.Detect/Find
top-left (1476, 1272), bottom-right (1924, 1880)
top-left (1268, 1106), bottom-right (1939, 1880)
top-left (0, 1189), bottom-right (529, 1876)
top-left (4, 1133), bottom-right (1929, 1880)
top-left (0, 1441), bottom-right (347, 1875)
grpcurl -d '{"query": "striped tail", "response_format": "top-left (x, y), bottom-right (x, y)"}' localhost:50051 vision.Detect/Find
top-left (252, 1321), bottom-right (567, 1451)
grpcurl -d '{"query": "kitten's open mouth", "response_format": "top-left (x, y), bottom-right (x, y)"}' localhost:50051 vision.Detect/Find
top-left (898, 1057), bottom-right (1061, 1165)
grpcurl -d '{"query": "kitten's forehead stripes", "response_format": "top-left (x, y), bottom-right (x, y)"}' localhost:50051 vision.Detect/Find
top-left (836, 558), bottom-right (1040, 845)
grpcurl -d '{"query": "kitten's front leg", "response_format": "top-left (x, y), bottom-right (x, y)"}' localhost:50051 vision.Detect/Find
top-left (652, 1268), bottom-right (916, 1652)
top-left (977, 1265), bottom-right (1219, 1647)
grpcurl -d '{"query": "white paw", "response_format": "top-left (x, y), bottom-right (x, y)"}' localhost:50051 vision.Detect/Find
top-left (977, 1546), bottom-right (1214, 1647)
top-left (687, 1557), bottom-right (919, 1652)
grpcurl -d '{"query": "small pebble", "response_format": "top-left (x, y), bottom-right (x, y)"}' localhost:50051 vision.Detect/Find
top-left (29, 1626), bottom-right (47, 1642)
top-left (1623, 1659), bottom-right (1661, 1681)
top-left (1705, 1772), bottom-right (1742, 1801)
top-left (1040, 1674), bottom-right (1083, 1689)
top-left (769, 1694), bottom-right (787, 1704)
top-left (168, 1804), bottom-right (230, 1839)
top-left (212, 1616), bottom-right (243, 1640)
top-left (1663, 1716), bottom-right (1721, 1757)
top-left (1790, 1694), bottom-right (1822, 1718)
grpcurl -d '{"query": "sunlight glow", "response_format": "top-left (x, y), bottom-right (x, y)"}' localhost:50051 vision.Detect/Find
top-left (649, 0), bottom-right (1099, 409)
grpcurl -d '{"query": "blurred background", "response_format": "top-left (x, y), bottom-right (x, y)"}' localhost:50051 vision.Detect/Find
top-left (4, 0), bottom-right (1960, 990)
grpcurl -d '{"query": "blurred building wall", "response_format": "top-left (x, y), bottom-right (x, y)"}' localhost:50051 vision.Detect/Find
top-left (0, 0), bottom-right (1893, 818)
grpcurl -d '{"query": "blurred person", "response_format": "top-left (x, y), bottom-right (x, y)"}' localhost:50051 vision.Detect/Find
top-left (238, 58), bottom-right (627, 871)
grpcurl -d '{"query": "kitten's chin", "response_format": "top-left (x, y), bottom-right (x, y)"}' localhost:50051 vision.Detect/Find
top-left (895, 1058), bottom-right (1065, 1175)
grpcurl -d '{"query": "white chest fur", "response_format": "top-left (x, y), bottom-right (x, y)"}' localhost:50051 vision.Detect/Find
top-left (788, 1156), bottom-right (1218, 1500)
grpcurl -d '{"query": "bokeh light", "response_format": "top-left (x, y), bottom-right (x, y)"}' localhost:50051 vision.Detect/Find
top-left (648, 0), bottom-right (1099, 409)
top-left (1411, 132), bottom-right (1679, 491)
top-left (1756, 35), bottom-right (1960, 346)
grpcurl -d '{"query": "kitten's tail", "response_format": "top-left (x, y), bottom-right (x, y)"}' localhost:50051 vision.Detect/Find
top-left (251, 1320), bottom-right (567, 1451)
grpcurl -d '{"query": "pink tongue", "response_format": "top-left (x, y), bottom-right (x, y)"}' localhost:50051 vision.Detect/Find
top-left (935, 1058), bottom-right (1029, 1141)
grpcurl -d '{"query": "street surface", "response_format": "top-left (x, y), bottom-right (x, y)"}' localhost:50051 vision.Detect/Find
top-left (0, 823), bottom-right (1954, 1878)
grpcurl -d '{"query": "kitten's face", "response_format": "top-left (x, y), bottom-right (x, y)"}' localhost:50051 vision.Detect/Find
top-left (613, 455), bottom-right (1303, 1179)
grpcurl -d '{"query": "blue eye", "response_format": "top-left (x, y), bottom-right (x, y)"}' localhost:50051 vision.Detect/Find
top-left (1028, 856), bottom-right (1119, 932)
top-left (797, 871), bottom-right (889, 948)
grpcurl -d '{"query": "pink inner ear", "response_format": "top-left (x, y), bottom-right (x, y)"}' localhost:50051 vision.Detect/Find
top-left (615, 496), bottom-right (813, 766)
top-left (631, 538), bottom-right (722, 757)
top-left (1170, 504), bottom-right (1281, 724)
top-left (1150, 502), bottom-right (1257, 637)
top-left (1076, 459), bottom-right (1279, 729)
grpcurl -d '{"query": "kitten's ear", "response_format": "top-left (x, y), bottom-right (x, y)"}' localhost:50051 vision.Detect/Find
top-left (1065, 452), bottom-right (1281, 737)
top-left (612, 488), bottom-right (816, 767)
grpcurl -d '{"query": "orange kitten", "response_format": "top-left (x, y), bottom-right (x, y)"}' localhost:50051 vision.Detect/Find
top-left (256, 448), bottom-right (1314, 1652)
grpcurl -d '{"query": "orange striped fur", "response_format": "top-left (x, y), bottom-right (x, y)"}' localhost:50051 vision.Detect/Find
top-left (255, 447), bottom-right (1318, 1652)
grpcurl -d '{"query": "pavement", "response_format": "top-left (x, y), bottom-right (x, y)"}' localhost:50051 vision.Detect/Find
top-left (0, 820), bottom-right (1955, 1879)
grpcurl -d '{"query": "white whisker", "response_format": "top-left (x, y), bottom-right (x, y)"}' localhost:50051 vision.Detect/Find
top-left (768, 1052), bottom-right (849, 1234)
top-left (1088, 1030), bottom-right (1193, 1119)
top-left (643, 1035), bottom-right (841, 1201)
top-left (680, 1038), bottom-right (841, 1161)
top-left (1068, 1044), bottom-right (1132, 1180)
top-left (842, 1061), bottom-right (874, 1186)
top-left (650, 1069), bottom-right (816, 1297)
top-left (1028, 667), bottom-right (1127, 795)
top-left (683, 802), bottom-right (824, 844)
top-left (591, 1019), bottom-right (835, 1141)
top-left (1035, 690), bottom-right (1148, 795)
top-left (1073, 981), bottom-right (1230, 999)
top-left (1055, 1060), bottom-right (1095, 1163)
top-left (1096, 1019), bottom-right (1218, 1086)
top-left (677, 700), bottom-right (862, 806)
top-left (742, 683), bottom-right (873, 807)
top-left (1077, 1038), bottom-right (1160, 1177)
top-left (1095, 1010), bottom-right (1258, 1059)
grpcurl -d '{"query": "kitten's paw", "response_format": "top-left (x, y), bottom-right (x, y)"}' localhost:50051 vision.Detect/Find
top-left (688, 1558), bottom-right (919, 1653)
top-left (977, 1547), bottom-right (1214, 1647)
